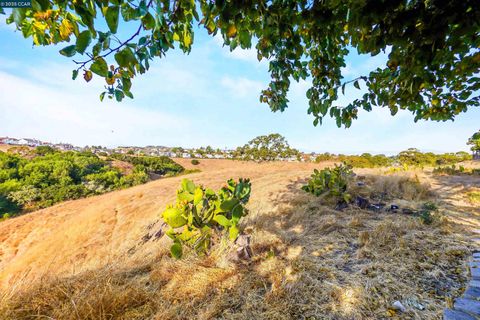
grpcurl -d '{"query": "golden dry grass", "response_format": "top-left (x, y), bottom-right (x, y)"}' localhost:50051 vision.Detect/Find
top-left (0, 160), bottom-right (479, 319)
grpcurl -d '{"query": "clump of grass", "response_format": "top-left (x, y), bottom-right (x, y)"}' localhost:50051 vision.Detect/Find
top-left (0, 266), bottom-right (157, 320)
top-left (467, 191), bottom-right (480, 204)
top-left (367, 174), bottom-right (432, 201)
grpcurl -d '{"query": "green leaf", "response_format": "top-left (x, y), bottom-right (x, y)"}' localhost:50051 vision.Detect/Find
top-left (92, 43), bottom-right (102, 57)
top-left (90, 58), bottom-right (108, 77)
top-left (142, 12), bottom-right (155, 30)
top-left (213, 214), bottom-right (231, 227)
top-left (181, 179), bottom-right (195, 194)
top-left (232, 205), bottom-right (243, 223)
top-left (114, 89), bottom-right (124, 102)
top-left (353, 80), bottom-right (360, 90)
top-left (75, 30), bottom-right (92, 54)
top-left (72, 70), bottom-right (78, 80)
top-left (170, 242), bottom-right (183, 259)
top-left (59, 45), bottom-right (76, 57)
top-left (121, 4), bottom-right (138, 21)
top-left (106, 6), bottom-right (120, 34)
top-left (162, 207), bottom-right (187, 228)
top-left (229, 225), bottom-right (240, 240)
top-left (114, 48), bottom-right (136, 68)
top-left (220, 198), bottom-right (239, 211)
top-left (100, 92), bottom-right (106, 101)
top-left (193, 188), bottom-right (203, 205)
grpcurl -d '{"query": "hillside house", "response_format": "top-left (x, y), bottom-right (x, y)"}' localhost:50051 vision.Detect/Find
top-left (474, 150), bottom-right (480, 161)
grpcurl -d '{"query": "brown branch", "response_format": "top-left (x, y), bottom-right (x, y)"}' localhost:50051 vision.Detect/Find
top-left (73, 0), bottom-right (154, 72)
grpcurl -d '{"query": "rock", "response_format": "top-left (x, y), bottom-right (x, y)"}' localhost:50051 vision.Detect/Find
top-left (228, 234), bottom-right (253, 262)
top-left (402, 208), bottom-right (417, 215)
top-left (335, 201), bottom-right (349, 211)
top-left (367, 203), bottom-right (385, 212)
top-left (355, 196), bottom-right (370, 209)
top-left (453, 298), bottom-right (480, 315)
top-left (357, 181), bottom-right (365, 186)
top-left (392, 301), bottom-right (407, 312)
top-left (464, 286), bottom-right (480, 300)
top-left (443, 309), bottom-right (477, 320)
top-left (391, 204), bottom-right (399, 210)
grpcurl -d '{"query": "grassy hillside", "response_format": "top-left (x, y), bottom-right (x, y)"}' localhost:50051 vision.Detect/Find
top-left (0, 159), bottom-right (479, 319)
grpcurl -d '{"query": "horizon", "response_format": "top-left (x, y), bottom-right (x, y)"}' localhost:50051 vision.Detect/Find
top-left (0, 134), bottom-right (474, 157)
top-left (1, 19), bottom-right (479, 155)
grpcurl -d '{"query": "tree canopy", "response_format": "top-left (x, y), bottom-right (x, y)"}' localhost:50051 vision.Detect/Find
top-left (234, 133), bottom-right (299, 161)
top-left (467, 130), bottom-right (480, 152)
top-left (3, 0), bottom-right (480, 127)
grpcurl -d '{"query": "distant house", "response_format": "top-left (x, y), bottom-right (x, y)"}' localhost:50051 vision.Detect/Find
top-left (474, 150), bottom-right (480, 161)
top-left (3, 137), bottom-right (20, 145)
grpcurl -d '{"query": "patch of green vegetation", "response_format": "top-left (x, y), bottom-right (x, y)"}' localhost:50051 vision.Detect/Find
top-left (302, 163), bottom-right (353, 202)
top-left (418, 202), bottom-right (438, 225)
top-left (161, 178), bottom-right (251, 258)
top-left (433, 165), bottom-right (480, 176)
top-left (467, 191), bottom-right (480, 204)
top-left (110, 153), bottom-right (184, 176)
top-left (315, 150), bottom-right (471, 168)
top-left (191, 159), bottom-right (200, 165)
top-left (0, 147), bottom-right (184, 218)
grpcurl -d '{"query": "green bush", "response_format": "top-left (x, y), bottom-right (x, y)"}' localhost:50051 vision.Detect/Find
top-left (0, 150), bottom-right (183, 218)
top-left (191, 159), bottom-right (200, 165)
top-left (161, 178), bottom-right (251, 258)
top-left (302, 163), bottom-right (353, 202)
top-left (432, 165), bottom-right (480, 176)
top-left (110, 153), bottom-right (184, 175)
top-left (419, 202), bottom-right (438, 225)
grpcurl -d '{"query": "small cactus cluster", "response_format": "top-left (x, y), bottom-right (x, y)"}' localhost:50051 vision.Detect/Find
top-left (161, 178), bottom-right (251, 258)
top-left (302, 163), bottom-right (354, 203)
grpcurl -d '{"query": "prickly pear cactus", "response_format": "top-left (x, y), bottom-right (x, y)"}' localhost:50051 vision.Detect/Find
top-left (302, 163), bottom-right (353, 203)
top-left (161, 178), bottom-right (251, 258)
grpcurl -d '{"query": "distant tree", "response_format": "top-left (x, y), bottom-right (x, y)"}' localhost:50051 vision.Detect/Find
top-left (467, 130), bottom-right (480, 152)
top-left (205, 146), bottom-right (214, 154)
top-left (4, 1), bottom-right (479, 127)
top-left (34, 146), bottom-right (56, 156)
top-left (236, 134), bottom-right (299, 161)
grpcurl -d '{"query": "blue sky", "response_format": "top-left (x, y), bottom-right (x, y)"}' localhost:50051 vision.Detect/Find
top-left (0, 18), bottom-right (479, 154)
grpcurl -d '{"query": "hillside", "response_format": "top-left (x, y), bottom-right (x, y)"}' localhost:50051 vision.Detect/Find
top-left (0, 160), bottom-right (322, 286)
top-left (0, 159), bottom-right (479, 319)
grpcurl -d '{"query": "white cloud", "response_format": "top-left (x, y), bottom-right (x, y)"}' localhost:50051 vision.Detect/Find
top-left (0, 69), bottom-right (190, 147)
top-left (220, 76), bottom-right (264, 98)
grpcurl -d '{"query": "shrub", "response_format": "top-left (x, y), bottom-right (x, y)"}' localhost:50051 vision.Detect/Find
top-left (191, 159), bottom-right (200, 165)
top-left (110, 153), bottom-right (184, 175)
top-left (419, 202), bottom-right (438, 225)
top-left (433, 165), bottom-right (479, 176)
top-left (161, 178), bottom-right (251, 258)
top-left (467, 191), bottom-right (480, 204)
top-left (302, 164), bottom-right (353, 202)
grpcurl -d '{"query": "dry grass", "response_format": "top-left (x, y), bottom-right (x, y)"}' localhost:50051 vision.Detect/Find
top-left (0, 168), bottom-right (475, 319)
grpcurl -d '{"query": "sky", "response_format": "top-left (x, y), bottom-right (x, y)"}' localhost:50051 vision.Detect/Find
top-left (0, 16), bottom-right (479, 155)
